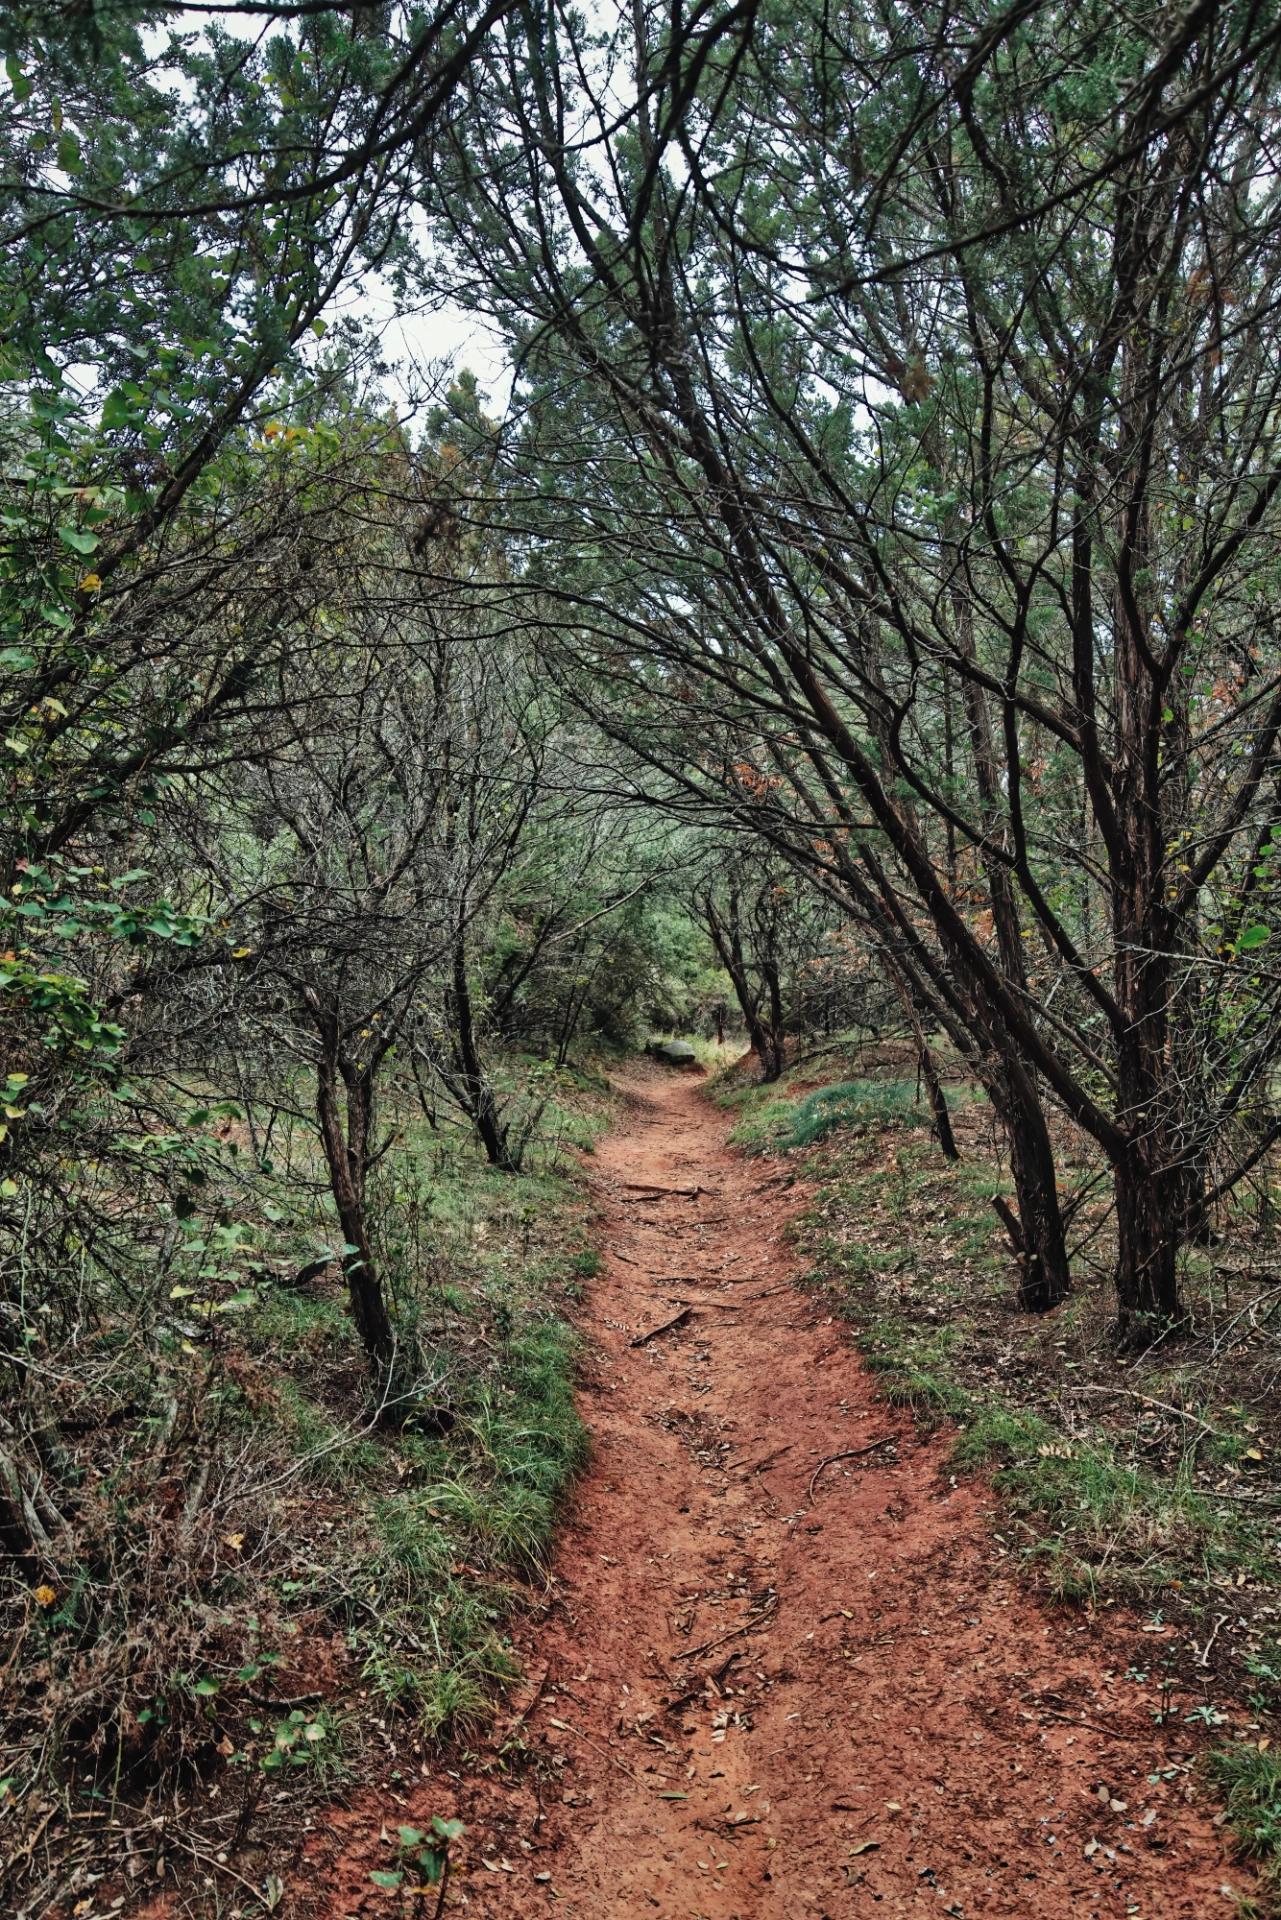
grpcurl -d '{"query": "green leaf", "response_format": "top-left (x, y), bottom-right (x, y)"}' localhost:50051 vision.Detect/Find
top-left (397, 1826), bottom-right (425, 1848)
top-left (57, 527), bottom-right (99, 555)
top-left (369, 1871), bottom-right (403, 1891)
top-left (1238, 925), bottom-right (1271, 951)
top-left (214, 1288), bottom-right (257, 1312)
top-left (5, 54), bottom-right (32, 102)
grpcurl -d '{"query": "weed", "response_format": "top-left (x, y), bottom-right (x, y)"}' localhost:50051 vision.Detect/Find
top-left (371, 1814), bottom-right (465, 1915)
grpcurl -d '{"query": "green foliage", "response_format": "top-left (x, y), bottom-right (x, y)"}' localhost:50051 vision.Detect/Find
top-left (1205, 1744), bottom-right (1281, 1909)
top-left (371, 1815), bottom-right (465, 1903)
top-left (858, 1320), bottom-right (970, 1419)
top-left (728, 1076), bottom-right (929, 1152)
top-left (254, 1707), bottom-right (344, 1778)
top-left (355, 1308), bottom-right (586, 1734)
top-left (784, 1079), bottom-right (925, 1148)
top-left (952, 1406), bottom-right (1267, 1594)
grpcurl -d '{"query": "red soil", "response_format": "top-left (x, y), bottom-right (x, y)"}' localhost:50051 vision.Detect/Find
top-left (314, 1068), bottom-right (1245, 1918)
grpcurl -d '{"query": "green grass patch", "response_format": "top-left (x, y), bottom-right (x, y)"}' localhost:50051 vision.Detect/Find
top-left (1204, 1743), bottom-right (1281, 1912)
top-left (231, 1070), bottom-right (607, 1744)
top-left (335, 1294), bottom-right (588, 1738)
top-left (854, 1317), bottom-right (971, 1418)
top-left (786, 1078), bottom-right (926, 1147)
top-left (953, 1405), bottom-right (1269, 1599)
top-left (727, 1077), bottom-right (929, 1152)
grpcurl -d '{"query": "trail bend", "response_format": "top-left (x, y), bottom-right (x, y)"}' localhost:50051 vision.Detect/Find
top-left (321, 1066), bottom-right (1236, 1919)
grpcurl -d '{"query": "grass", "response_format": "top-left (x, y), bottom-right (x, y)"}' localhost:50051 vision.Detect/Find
top-left (858, 1316), bottom-right (970, 1417)
top-left (1205, 1744), bottom-right (1281, 1911)
top-left (275, 1111), bottom-right (599, 1741)
top-left (1, 1048), bottom-right (611, 1918)
top-left (346, 1305), bottom-right (589, 1736)
top-left (953, 1404), bottom-right (1271, 1604)
top-left (724, 1073), bottom-right (976, 1156)
top-left (784, 1078), bottom-right (926, 1147)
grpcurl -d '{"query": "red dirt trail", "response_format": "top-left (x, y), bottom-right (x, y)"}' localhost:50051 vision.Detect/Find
top-left (317, 1068), bottom-right (1244, 1919)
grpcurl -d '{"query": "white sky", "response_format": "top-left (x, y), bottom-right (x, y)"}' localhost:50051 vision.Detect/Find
top-left (144, 7), bottom-right (516, 420)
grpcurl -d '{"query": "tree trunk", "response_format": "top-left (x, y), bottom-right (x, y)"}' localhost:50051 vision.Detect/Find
top-left (314, 1043), bottom-right (394, 1371)
top-left (1114, 1151), bottom-right (1183, 1340)
top-left (984, 1054), bottom-right (1070, 1311)
top-left (884, 958), bottom-right (958, 1162)
top-left (701, 889), bottom-right (785, 1081)
top-left (756, 1020), bottom-right (786, 1082)
top-left (760, 961), bottom-right (787, 1081)
top-left (448, 931), bottom-right (518, 1170)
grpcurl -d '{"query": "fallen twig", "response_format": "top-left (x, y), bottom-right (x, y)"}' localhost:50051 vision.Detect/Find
top-left (620, 1182), bottom-right (711, 1198)
top-left (630, 1307), bottom-right (695, 1347)
top-left (1197, 1613), bottom-right (1228, 1668)
top-left (681, 1597), bottom-right (778, 1661)
top-left (808, 1437), bottom-right (896, 1500)
top-left (736, 1443), bottom-right (793, 1476)
top-left (545, 1716), bottom-right (642, 1783)
top-left (169, 1836), bottom-right (278, 1910)
top-left (498, 1664), bottom-right (550, 1746)
top-left (1028, 1705), bottom-right (1146, 1741)
top-left (1064, 1384), bottom-right (1225, 1443)
top-left (664, 1650), bottom-right (740, 1714)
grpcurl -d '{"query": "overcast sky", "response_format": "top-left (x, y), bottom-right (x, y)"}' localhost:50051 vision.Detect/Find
top-left (148, 6), bottom-right (516, 419)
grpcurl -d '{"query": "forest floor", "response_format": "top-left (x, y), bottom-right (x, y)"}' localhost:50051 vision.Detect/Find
top-left (312, 1064), bottom-right (1248, 1919)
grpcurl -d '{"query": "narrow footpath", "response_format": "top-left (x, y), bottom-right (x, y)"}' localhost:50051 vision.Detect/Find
top-left (321, 1067), bottom-right (1240, 1919)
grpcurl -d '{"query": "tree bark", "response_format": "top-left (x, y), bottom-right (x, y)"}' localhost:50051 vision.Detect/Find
top-left (885, 958), bottom-right (958, 1162)
top-left (984, 1052), bottom-right (1071, 1311)
top-left (314, 1036), bottom-right (394, 1371)
top-left (447, 931), bottom-right (519, 1170)
top-left (1115, 1151), bottom-right (1183, 1339)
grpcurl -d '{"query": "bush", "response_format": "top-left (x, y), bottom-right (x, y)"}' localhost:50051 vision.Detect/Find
top-left (783, 1079), bottom-right (924, 1148)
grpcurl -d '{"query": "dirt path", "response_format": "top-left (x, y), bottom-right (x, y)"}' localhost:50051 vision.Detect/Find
top-left (320, 1068), bottom-right (1241, 1918)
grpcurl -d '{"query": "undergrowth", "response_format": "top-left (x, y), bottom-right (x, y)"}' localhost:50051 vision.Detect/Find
top-left (1205, 1744), bottom-right (1281, 1912)
top-left (710, 1041), bottom-right (1281, 1911)
top-left (0, 1067), bottom-right (605, 1919)
top-left (726, 1074), bottom-right (928, 1152)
